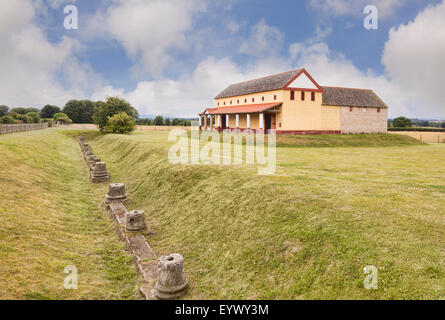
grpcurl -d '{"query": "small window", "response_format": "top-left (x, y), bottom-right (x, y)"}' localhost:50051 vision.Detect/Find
top-left (290, 91), bottom-right (295, 100)
top-left (252, 98), bottom-right (255, 102)
top-left (301, 92), bottom-right (305, 101)
top-left (237, 100), bottom-right (239, 104)
top-left (217, 102), bottom-right (219, 106)
top-left (262, 96), bottom-right (265, 101)
top-left (245, 99), bottom-right (247, 103)
top-left (349, 107), bottom-right (353, 112)
top-left (274, 95), bottom-right (277, 100)
top-left (311, 92), bottom-right (315, 101)
top-left (224, 101), bottom-right (226, 105)
top-left (230, 101), bottom-right (232, 104)
top-left (377, 108), bottom-right (381, 113)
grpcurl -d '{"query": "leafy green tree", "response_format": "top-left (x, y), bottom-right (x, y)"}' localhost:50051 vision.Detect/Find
top-left (93, 97), bottom-right (138, 131)
top-left (10, 107), bottom-right (28, 115)
top-left (105, 112), bottom-right (136, 133)
top-left (0, 116), bottom-right (14, 124)
top-left (10, 107), bottom-right (40, 115)
top-left (164, 117), bottom-right (171, 126)
top-left (0, 105), bottom-right (9, 117)
top-left (63, 100), bottom-right (96, 123)
top-left (40, 105), bottom-right (61, 119)
top-left (153, 115), bottom-right (164, 126)
top-left (53, 113), bottom-right (72, 124)
top-left (26, 112), bottom-right (40, 123)
top-left (393, 117), bottom-right (412, 128)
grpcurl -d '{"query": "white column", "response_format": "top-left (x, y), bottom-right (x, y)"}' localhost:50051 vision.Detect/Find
top-left (226, 114), bottom-right (229, 128)
top-left (247, 114), bottom-right (251, 129)
top-left (217, 115), bottom-right (221, 127)
top-left (236, 114), bottom-right (239, 128)
top-left (199, 116), bottom-right (202, 127)
top-left (259, 113), bottom-right (264, 129)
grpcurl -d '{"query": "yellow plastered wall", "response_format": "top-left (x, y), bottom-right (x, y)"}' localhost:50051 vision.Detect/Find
top-left (278, 90), bottom-right (323, 130)
top-left (226, 113), bottom-right (261, 128)
top-left (320, 105), bottom-right (341, 130)
top-left (215, 90), bottom-right (283, 108)
top-left (216, 90), bottom-right (343, 131)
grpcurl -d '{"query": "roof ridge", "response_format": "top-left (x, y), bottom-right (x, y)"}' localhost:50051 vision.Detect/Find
top-left (228, 68), bottom-right (302, 87)
top-left (322, 86), bottom-right (373, 91)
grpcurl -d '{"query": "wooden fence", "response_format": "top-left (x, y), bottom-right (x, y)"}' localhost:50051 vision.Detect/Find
top-left (0, 122), bottom-right (49, 135)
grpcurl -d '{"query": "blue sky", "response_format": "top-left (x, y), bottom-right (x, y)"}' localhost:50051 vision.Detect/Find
top-left (1, 0), bottom-right (445, 118)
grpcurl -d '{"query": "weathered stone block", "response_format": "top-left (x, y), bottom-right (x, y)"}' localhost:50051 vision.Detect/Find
top-left (105, 183), bottom-right (128, 203)
top-left (126, 210), bottom-right (147, 232)
top-left (152, 253), bottom-right (188, 300)
top-left (90, 162), bottom-right (110, 182)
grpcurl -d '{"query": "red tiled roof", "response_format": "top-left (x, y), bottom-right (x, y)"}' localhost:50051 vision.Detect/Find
top-left (204, 102), bottom-right (282, 115)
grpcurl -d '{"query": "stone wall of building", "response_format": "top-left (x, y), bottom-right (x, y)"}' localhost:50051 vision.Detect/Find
top-left (340, 106), bottom-right (388, 134)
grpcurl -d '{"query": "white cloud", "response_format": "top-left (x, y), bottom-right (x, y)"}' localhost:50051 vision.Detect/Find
top-left (91, 55), bottom-right (290, 117)
top-left (240, 19), bottom-right (284, 58)
top-left (0, 0), bottom-right (97, 108)
top-left (97, 0), bottom-right (206, 77)
top-left (289, 42), bottom-right (412, 118)
top-left (382, 1), bottom-right (445, 118)
top-left (309, 0), bottom-right (402, 19)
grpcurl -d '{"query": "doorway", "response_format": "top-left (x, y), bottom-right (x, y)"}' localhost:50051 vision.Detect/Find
top-left (265, 114), bottom-right (276, 132)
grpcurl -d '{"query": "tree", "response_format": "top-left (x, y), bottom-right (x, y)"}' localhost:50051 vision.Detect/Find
top-left (53, 113), bottom-right (72, 124)
top-left (10, 107), bottom-right (40, 115)
top-left (153, 115), bottom-right (164, 126)
top-left (0, 105), bottom-right (8, 117)
top-left (63, 100), bottom-right (96, 123)
top-left (164, 117), bottom-right (171, 126)
top-left (10, 107), bottom-right (28, 115)
top-left (26, 112), bottom-right (40, 123)
top-left (40, 105), bottom-right (61, 119)
top-left (105, 112), bottom-right (136, 133)
top-left (93, 97), bottom-right (138, 131)
top-left (392, 117), bottom-right (412, 128)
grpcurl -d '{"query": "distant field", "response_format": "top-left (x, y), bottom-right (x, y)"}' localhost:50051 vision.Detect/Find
top-left (0, 129), bottom-right (139, 299)
top-left (61, 130), bottom-right (443, 300)
top-left (391, 131), bottom-right (445, 143)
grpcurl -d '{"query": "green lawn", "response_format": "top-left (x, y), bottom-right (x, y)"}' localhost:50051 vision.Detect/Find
top-left (68, 130), bottom-right (443, 300)
top-left (1, 129), bottom-right (444, 300)
top-left (0, 129), bottom-right (139, 300)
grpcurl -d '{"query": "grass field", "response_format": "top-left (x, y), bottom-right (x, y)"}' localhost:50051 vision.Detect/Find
top-left (0, 129), bottom-right (139, 300)
top-left (391, 131), bottom-right (445, 144)
top-left (62, 130), bottom-right (443, 300)
top-left (1, 129), bottom-right (444, 300)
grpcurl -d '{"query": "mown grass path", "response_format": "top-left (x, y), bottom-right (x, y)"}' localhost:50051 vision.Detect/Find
top-left (0, 129), bottom-right (139, 299)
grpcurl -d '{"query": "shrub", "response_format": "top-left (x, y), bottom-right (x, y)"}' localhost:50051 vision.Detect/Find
top-left (15, 114), bottom-right (33, 123)
top-left (53, 113), bottom-right (72, 124)
top-left (93, 96), bottom-right (138, 132)
top-left (388, 127), bottom-right (445, 132)
top-left (26, 112), bottom-right (40, 123)
top-left (105, 112), bottom-right (135, 134)
top-left (0, 116), bottom-right (14, 124)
